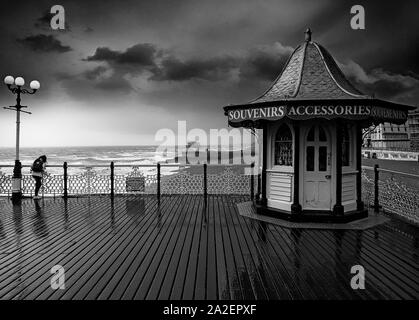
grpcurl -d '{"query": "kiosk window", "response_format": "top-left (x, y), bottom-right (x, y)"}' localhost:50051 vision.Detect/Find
top-left (307, 127), bottom-right (315, 141)
top-left (319, 146), bottom-right (327, 171)
top-left (342, 126), bottom-right (350, 166)
top-left (274, 125), bottom-right (293, 166)
top-left (319, 127), bottom-right (327, 141)
top-left (306, 146), bottom-right (314, 171)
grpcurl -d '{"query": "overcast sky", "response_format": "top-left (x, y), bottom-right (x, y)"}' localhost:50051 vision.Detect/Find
top-left (0, 0), bottom-right (418, 147)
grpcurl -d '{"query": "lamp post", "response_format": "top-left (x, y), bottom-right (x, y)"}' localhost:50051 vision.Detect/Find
top-left (3, 75), bottom-right (40, 202)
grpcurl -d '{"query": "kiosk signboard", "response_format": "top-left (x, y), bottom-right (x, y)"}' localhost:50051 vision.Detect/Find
top-left (227, 104), bottom-right (408, 123)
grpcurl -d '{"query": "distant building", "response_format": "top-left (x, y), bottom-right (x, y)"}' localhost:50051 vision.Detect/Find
top-left (367, 122), bottom-right (410, 150)
top-left (407, 107), bottom-right (419, 150)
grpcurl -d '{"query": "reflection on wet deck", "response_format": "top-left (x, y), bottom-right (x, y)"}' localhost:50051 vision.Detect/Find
top-left (0, 195), bottom-right (417, 300)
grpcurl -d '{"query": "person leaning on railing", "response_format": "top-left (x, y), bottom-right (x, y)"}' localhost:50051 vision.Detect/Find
top-left (31, 155), bottom-right (47, 200)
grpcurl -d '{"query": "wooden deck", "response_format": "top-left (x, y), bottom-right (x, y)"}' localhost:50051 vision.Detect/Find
top-left (0, 195), bottom-right (417, 300)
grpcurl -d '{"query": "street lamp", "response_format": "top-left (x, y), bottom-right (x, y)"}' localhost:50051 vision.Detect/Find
top-left (3, 75), bottom-right (40, 202)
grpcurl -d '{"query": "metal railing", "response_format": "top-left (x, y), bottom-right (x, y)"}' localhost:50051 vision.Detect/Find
top-left (361, 165), bottom-right (419, 224)
top-left (363, 146), bottom-right (419, 153)
top-left (0, 162), bottom-right (256, 198)
top-left (1, 162), bottom-right (417, 224)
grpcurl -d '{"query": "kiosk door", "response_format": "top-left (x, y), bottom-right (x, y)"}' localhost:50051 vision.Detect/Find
top-left (303, 125), bottom-right (331, 210)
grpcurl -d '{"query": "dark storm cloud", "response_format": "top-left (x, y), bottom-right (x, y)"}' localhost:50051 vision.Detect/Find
top-left (83, 66), bottom-right (133, 92)
top-left (79, 43), bottom-right (162, 92)
top-left (239, 43), bottom-right (293, 81)
top-left (17, 34), bottom-right (72, 53)
top-left (55, 69), bottom-right (133, 99)
top-left (83, 66), bottom-right (108, 80)
top-left (358, 72), bottom-right (419, 102)
top-left (150, 43), bottom-right (293, 82)
top-left (85, 44), bottom-right (158, 67)
top-left (85, 47), bottom-right (119, 62)
top-left (67, 34), bottom-right (419, 108)
top-left (340, 61), bottom-right (419, 103)
top-left (150, 55), bottom-right (239, 81)
top-left (82, 40), bottom-right (294, 84)
top-left (34, 10), bottom-right (52, 29)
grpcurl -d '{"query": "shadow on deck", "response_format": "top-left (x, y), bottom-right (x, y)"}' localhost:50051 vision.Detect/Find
top-left (0, 195), bottom-right (417, 300)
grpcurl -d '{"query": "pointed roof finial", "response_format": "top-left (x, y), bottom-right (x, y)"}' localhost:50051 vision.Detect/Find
top-left (305, 28), bottom-right (312, 42)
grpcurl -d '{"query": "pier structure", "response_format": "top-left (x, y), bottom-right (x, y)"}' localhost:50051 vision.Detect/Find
top-left (0, 195), bottom-right (417, 300)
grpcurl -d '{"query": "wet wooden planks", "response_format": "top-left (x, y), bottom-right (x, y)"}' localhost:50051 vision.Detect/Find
top-left (0, 195), bottom-right (417, 300)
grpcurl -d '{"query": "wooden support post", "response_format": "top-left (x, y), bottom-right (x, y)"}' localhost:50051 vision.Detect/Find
top-left (110, 161), bottom-right (114, 198)
top-left (63, 162), bottom-right (68, 199)
top-left (291, 122), bottom-right (302, 214)
top-left (356, 124), bottom-right (364, 211)
top-left (261, 123), bottom-right (268, 205)
top-left (250, 162), bottom-right (255, 200)
top-left (333, 122), bottom-right (344, 215)
top-left (157, 163), bottom-right (161, 201)
top-left (203, 163), bottom-right (208, 198)
top-left (256, 173), bottom-right (261, 201)
top-left (374, 164), bottom-right (379, 213)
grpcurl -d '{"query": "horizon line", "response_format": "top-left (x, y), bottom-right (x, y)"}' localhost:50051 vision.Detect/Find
top-left (0, 144), bottom-right (159, 149)
top-left (0, 143), bottom-right (255, 149)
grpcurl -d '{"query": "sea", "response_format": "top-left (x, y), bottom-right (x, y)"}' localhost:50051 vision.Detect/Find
top-left (0, 145), bottom-right (169, 166)
top-left (0, 145), bottom-right (249, 176)
top-left (0, 145), bottom-right (177, 176)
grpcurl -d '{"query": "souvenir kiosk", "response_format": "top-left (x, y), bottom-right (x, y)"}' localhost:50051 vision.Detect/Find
top-left (224, 29), bottom-right (414, 222)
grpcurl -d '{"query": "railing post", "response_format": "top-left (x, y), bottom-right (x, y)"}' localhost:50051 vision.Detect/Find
top-left (250, 162), bottom-right (255, 200)
top-left (63, 162), bottom-right (68, 199)
top-left (110, 161), bottom-right (114, 198)
top-left (374, 164), bottom-right (379, 213)
top-left (157, 163), bottom-right (161, 200)
top-left (203, 163), bottom-right (208, 198)
top-left (256, 173), bottom-right (261, 201)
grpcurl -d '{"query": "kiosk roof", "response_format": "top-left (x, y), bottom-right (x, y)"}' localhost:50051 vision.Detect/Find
top-left (223, 29), bottom-right (415, 127)
top-left (250, 37), bottom-right (366, 102)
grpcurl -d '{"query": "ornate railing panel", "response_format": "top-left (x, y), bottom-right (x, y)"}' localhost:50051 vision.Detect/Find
top-left (377, 175), bottom-right (419, 224)
top-left (361, 168), bottom-right (374, 207)
top-left (0, 170), bottom-right (12, 195)
top-left (68, 168), bottom-right (109, 195)
top-left (161, 169), bottom-right (203, 194)
top-left (208, 167), bottom-right (251, 194)
top-left (0, 171), bottom-right (64, 196)
top-left (362, 166), bottom-right (419, 225)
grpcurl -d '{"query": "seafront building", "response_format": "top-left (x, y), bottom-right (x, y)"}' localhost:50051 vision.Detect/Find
top-left (364, 107), bottom-right (419, 151)
top-left (366, 122), bottom-right (410, 150)
top-left (407, 107), bottom-right (419, 150)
